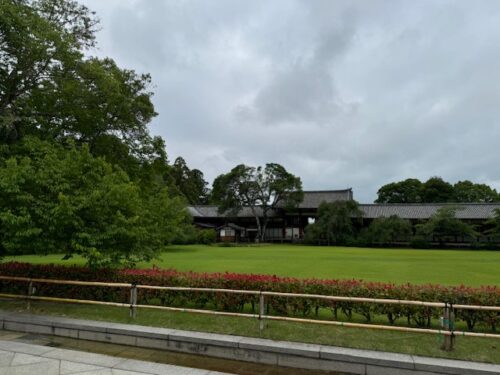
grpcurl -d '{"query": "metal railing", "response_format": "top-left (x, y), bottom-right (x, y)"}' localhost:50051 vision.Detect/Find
top-left (1, 275), bottom-right (499, 351)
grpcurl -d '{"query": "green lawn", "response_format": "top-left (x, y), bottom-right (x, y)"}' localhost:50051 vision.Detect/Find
top-left (4, 244), bottom-right (500, 286)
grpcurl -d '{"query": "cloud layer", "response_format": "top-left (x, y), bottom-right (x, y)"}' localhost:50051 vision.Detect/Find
top-left (82, 0), bottom-right (500, 202)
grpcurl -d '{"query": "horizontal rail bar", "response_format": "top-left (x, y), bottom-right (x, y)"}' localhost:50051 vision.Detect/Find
top-left (263, 315), bottom-right (452, 336)
top-left (135, 303), bottom-right (259, 318)
top-left (0, 276), bottom-right (130, 288)
top-left (262, 315), bottom-right (500, 339)
top-left (261, 291), bottom-right (446, 307)
top-left (453, 304), bottom-right (500, 312)
top-left (1, 275), bottom-right (499, 311)
top-left (454, 331), bottom-right (500, 339)
top-left (0, 293), bottom-right (129, 308)
top-left (1, 293), bottom-right (500, 339)
top-left (137, 285), bottom-right (259, 295)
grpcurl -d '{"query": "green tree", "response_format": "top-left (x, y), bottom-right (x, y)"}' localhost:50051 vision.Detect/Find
top-left (484, 209), bottom-right (500, 241)
top-left (1, 0), bottom-right (97, 141)
top-left (361, 215), bottom-right (413, 245)
top-left (421, 177), bottom-right (454, 203)
top-left (0, 137), bottom-right (191, 267)
top-left (171, 157), bottom-right (209, 204)
top-left (453, 180), bottom-right (499, 203)
top-left (375, 178), bottom-right (423, 203)
top-left (211, 163), bottom-right (303, 241)
top-left (304, 201), bottom-right (362, 245)
top-left (0, 0), bottom-right (160, 175)
top-left (416, 206), bottom-right (477, 246)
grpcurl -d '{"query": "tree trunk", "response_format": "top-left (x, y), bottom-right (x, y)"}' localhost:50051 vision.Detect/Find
top-left (255, 216), bottom-right (262, 243)
top-left (260, 216), bottom-right (268, 242)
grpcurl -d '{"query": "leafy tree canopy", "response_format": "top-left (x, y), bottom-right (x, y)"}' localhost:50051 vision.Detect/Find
top-left (171, 157), bottom-right (209, 205)
top-left (416, 206), bottom-right (477, 245)
top-left (211, 163), bottom-right (303, 241)
top-left (376, 177), bottom-right (498, 203)
top-left (453, 180), bottom-right (499, 203)
top-left (421, 177), bottom-right (454, 203)
top-left (0, 0), bottom-right (199, 266)
top-left (0, 0), bottom-right (160, 175)
top-left (361, 215), bottom-right (413, 245)
top-left (0, 137), bottom-right (191, 268)
top-left (375, 178), bottom-right (423, 203)
top-left (304, 200), bottom-right (362, 245)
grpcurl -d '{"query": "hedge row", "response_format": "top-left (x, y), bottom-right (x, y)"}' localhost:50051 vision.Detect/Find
top-left (0, 262), bottom-right (498, 332)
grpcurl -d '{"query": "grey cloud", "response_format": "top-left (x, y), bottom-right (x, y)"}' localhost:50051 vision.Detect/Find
top-left (81, 0), bottom-right (500, 202)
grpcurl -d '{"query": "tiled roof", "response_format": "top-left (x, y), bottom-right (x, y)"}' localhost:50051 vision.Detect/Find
top-left (188, 189), bottom-right (353, 218)
top-left (188, 205), bottom-right (276, 218)
top-left (359, 203), bottom-right (500, 220)
top-left (297, 189), bottom-right (353, 208)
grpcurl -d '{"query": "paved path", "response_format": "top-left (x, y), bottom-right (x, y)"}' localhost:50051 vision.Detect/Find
top-left (0, 340), bottom-right (228, 375)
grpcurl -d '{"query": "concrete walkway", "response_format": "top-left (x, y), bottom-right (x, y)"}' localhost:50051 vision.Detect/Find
top-left (0, 340), bottom-right (228, 375)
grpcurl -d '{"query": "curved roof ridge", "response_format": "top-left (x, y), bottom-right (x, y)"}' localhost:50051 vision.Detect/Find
top-left (304, 188), bottom-right (352, 193)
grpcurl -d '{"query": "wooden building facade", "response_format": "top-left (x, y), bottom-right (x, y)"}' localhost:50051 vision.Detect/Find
top-left (188, 189), bottom-right (500, 242)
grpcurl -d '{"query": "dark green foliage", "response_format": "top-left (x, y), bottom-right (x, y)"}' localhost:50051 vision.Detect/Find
top-left (0, 0), bottom-right (162, 178)
top-left (0, 137), bottom-right (192, 268)
top-left (171, 157), bottom-right (209, 204)
top-left (453, 180), bottom-right (499, 203)
top-left (376, 177), bottom-right (499, 204)
top-left (304, 201), bottom-right (362, 245)
top-left (409, 236), bottom-right (432, 249)
top-left (0, 0), bottom-right (201, 266)
top-left (1, 0), bottom-right (98, 141)
top-left (31, 57), bottom-right (158, 159)
top-left (196, 229), bottom-right (217, 244)
top-left (421, 177), bottom-right (454, 203)
top-left (485, 209), bottom-right (500, 241)
top-left (416, 206), bottom-right (478, 246)
top-left (375, 179), bottom-right (423, 203)
top-left (212, 163), bottom-right (303, 241)
top-left (361, 215), bottom-right (413, 245)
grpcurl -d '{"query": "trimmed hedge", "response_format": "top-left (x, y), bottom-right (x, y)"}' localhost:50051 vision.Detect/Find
top-left (0, 262), bottom-right (498, 332)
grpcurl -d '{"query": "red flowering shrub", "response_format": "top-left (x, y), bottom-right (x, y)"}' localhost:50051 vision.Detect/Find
top-left (0, 262), bottom-right (498, 332)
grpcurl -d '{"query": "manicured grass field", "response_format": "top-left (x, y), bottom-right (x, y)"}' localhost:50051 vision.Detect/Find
top-left (4, 244), bottom-right (500, 286)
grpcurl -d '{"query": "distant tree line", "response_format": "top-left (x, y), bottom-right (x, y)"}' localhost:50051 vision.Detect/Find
top-left (305, 201), bottom-right (500, 248)
top-left (375, 177), bottom-right (500, 203)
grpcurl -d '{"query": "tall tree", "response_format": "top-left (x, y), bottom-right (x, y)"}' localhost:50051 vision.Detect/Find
top-left (485, 209), bottom-right (500, 241)
top-left (211, 163), bottom-right (303, 241)
top-left (171, 157), bottom-right (209, 204)
top-left (375, 178), bottom-right (423, 203)
top-left (421, 177), bottom-right (454, 203)
top-left (304, 201), bottom-right (362, 245)
top-left (453, 180), bottom-right (499, 203)
top-left (416, 206), bottom-right (477, 246)
top-left (361, 215), bottom-right (412, 245)
top-left (1, 0), bottom-right (97, 141)
top-left (0, 0), bottom-right (160, 175)
top-left (0, 137), bottom-right (191, 268)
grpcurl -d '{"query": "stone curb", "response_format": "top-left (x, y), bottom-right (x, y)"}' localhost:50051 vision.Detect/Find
top-left (0, 339), bottom-right (228, 374)
top-left (1, 311), bottom-right (499, 375)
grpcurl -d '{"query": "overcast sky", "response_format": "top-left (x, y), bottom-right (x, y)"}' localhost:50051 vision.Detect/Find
top-left (81, 0), bottom-right (500, 203)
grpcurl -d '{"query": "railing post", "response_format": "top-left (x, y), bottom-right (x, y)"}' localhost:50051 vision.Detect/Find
top-left (449, 304), bottom-right (455, 350)
top-left (259, 291), bottom-right (265, 332)
top-left (441, 302), bottom-right (455, 351)
top-left (129, 282), bottom-right (138, 319)
top-left (26, 279), bottom-right (33, 311)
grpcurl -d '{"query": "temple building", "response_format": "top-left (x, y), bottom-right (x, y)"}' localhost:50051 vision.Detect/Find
top-left (188, 189), bottom-right (500, 242)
